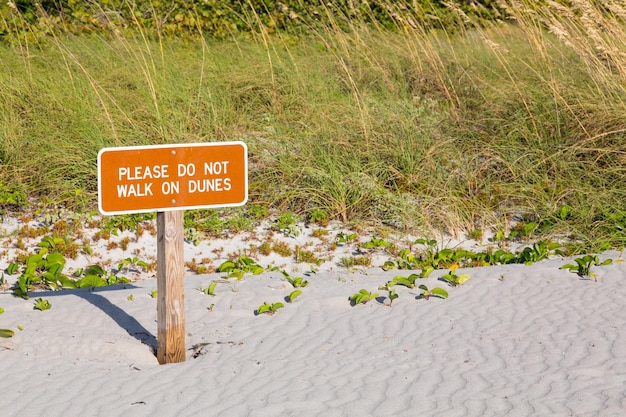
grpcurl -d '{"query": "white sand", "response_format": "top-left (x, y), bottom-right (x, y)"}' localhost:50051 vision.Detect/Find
top-left (0, 217), bottom-right (625, 416)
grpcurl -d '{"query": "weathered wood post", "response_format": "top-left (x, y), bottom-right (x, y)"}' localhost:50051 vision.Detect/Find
top-left (156, 210), bottom-right (186, 364)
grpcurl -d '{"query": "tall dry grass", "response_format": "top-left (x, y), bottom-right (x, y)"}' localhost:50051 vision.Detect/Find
top-left (0, 0), bottom-right (625, 249)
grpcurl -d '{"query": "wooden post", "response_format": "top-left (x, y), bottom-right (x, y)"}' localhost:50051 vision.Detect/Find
top-left (156, 210), bottom-right (186, 364)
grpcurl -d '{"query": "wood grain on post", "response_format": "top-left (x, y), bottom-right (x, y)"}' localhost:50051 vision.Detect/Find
top-left (156, 210), bottom-right (186, 364)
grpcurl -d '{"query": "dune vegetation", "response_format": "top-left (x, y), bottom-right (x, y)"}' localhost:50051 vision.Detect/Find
top-left (0, 0), bottom-right (625, 253)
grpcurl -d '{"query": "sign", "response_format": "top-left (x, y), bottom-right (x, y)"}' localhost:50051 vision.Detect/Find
top-left (98, 142), bottom-right (247, 215)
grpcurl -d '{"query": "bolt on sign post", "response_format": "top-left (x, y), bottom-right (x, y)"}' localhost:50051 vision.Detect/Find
top-left (97, 142), bottom-right (248, 364)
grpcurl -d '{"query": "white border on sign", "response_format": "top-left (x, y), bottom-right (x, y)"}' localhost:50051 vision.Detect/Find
top-left (97, 141), bottom-right (248, 216)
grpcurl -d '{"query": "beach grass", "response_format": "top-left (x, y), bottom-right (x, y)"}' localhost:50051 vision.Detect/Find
top-left (0, 0), bottom-right (625, 252)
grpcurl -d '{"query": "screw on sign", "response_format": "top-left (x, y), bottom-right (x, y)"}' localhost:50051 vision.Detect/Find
top-left (97, 142), bottom-right (248, 364)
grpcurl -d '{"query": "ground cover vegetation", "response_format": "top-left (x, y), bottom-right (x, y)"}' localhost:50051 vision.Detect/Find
top-left (0, 0), bottom-right (625, 255)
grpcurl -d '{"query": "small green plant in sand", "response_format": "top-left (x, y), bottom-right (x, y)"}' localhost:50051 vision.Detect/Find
top-left (560, 255), bottom-right (613, 281)
top-left (383, 239), bottom-right (565, 273)
top-left (281, 271), bottom-right (309, 288)
top-left (0, 329), bottom-right (14, 338)
top-left (386, 288), bottom-right (399, 306)
top-left (37, 236), bottom-right (66, 254)
top-left (6, 262), bottom-right (19, 275)
top-left (385, 274), bottom-right (421, 289)
top-left (383, 249), bottom-right (421, 270)
top-left (11, 251), bottom-right (68, 299)
top-left (255, 302), bottom-right (285, 316)
top-left (117, 257), bottom-right (149, 273)
top-left (349, 289), bottom-right (379, 306)
top-left (417, 285), bottom-right (448, 300)
top-left (217, 256), bottom-right (265, 279)
top-left (337, 232), bottom-right (358, 245)
top-left (73, 265), bottom-right (130, 289)
top-left (273, 212), bottom-right (300, 237)
top-left (440, 270), bottom-right (471, 287)
top-left (481, 249), bottom-right (517, 266)
top-left (34, 298), bottom-right (52, 311)
top-left (184, 227), bottom-right (203, 246)
top-left (200, 281), bottom-right (218, 296)
top-left (362, 237), bottom-right (391, 250)
top-left (8, 235), bottom-right (130, 298)
top-left (517, 222), bottom-right (540, 241)
top-left (515, 242), bottom-right (564, 265)
top-left (307, 208), bottom-right (329, 226)
top-left (493, 222), bottom-right (539, 243)
top-left (287, 289), bottom-right (303, 303)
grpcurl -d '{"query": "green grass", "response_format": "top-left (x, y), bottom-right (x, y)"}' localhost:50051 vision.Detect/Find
top-left (0, 1), bottom-right (625, 252)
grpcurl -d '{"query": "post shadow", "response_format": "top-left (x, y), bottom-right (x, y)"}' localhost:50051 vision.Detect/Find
top-left (24, 285), bottom-right (158, 354)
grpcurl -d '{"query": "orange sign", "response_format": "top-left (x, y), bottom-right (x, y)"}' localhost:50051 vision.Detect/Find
top-left (98, 142), bottom-right (247, 215)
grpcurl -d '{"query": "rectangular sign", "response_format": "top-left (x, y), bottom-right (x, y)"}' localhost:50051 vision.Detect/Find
top-left (98, 142), bottom-right (247, 215)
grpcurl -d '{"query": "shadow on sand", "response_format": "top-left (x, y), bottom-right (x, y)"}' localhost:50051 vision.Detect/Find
top-left (23, 285), bottom-right (157, 354)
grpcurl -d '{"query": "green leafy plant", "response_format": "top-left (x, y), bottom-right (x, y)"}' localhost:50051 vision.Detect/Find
top-left (414, 238), bottom-right (437, 246)
top-left (380, 268), bottom-right (432, 291)
top-left (388, 274), bottom-right (420, 289)
top-left (8, 235), bottom-right (130, 298)
top-left (519, 221), bottom-right (539, 240)
top-left (515, 241), bottom-right (563, 265)
top-left (75, 265), bottom-right (130, 289)
top-left (414, 239), bottom-right (477, 270)
top-left (273, 212), bottom-right (300, 236)
top-left (363, 236), bottom-right (390, 249)
top-left (440, 270), bottom-right (471, 287)
top-left (34, 298), bottom-right (52, 311)
top-left (0, 329), bottom-right (14, 338)
top-left (287, 289), bottom-right (303, 303)
top-left (0, 182), bottom-right (27, 208)
top-left (386, 288), bottom-right (399, 306)
top-left (184, 227), bottom-right (203, 246)
top-left (383, 248), bottom-right (420, 270)
top-left (201, 281), bottom-right (218, 296)
top-left (337, 232), bottom-right (358, 244)
top-left (560, 255), bottom-right (612, 281)
top-left (307, 208), bottom-right (329, 225)
top-left (12, 251), bottom-right (68, 299)
top-left (482, 248), bottom-right (518, 265)
top-left (417, 285), bottom-right (448, 300)
top-left (6, 262), bottom-right (19, 275)
top-left (349, 289), bottom-right (379, 305)
top-left (556, 205), bottom-right (572, 221)
top-left (117, 257), bottom-right (148, 273)
top-left (37, 236), bottom-right (66, 254)
top-left (255, 301), bottom-right (285, 315)
top-left (217, 256), bottom-right (265, 279)
top-left (281, 271), bottom-right (309, 288)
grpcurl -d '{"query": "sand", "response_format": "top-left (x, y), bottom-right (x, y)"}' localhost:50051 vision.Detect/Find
top-left (0, 216), bottom-right (625, 416)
